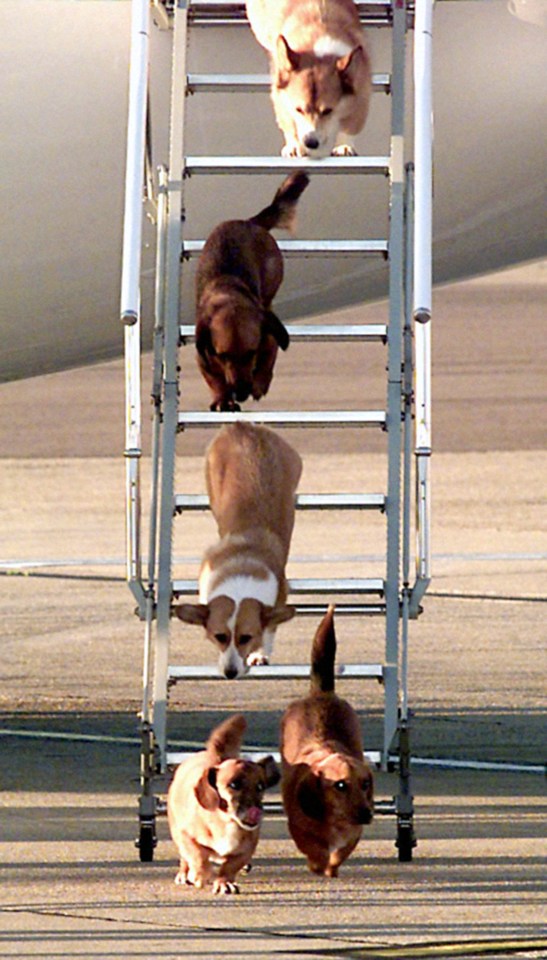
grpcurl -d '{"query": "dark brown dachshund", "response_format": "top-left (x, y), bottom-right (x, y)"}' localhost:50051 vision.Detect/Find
top-left (281, 605), bottom-right (374, 876)
top-left (195, 172), bottom-right (309, 412)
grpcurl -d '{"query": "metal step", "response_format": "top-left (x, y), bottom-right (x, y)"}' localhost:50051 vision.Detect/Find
top-left (172, 577), bottom-right (385, 596)
top-left (182, 239), bottom-right (388, 260)
top-left (180, 322), bottom-right (388, 343)
top-left (178, 410), bottom-right (386, 429)
top-left (167, 749), bottom-right (384, 767)
top-left (175, 492), bottom-right (386, 513)
top-left (186, 1), bottom-right (402, 28)
top-left (187, 72), bottom-right (391, 95)
top-left (168, 662), bottom-right (386, 681)
top-left (183, 156), bottom-right (390, 177)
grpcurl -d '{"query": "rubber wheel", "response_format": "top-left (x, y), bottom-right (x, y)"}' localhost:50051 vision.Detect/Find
top-left (138, 824), bottom-right (156, 863)
top-left (397, 823), bottom-right (414, 862)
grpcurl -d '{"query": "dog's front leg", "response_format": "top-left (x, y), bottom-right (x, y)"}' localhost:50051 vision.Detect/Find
top-left (176, 833), bottom-right (214, 889)
top-left (212, 850), bottom-right (251, 895)
top-left (247, 628), bottom-right (274, 668)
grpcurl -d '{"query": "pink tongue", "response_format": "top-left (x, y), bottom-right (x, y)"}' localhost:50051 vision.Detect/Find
top-left (244, 806), bottom-right (263, 826)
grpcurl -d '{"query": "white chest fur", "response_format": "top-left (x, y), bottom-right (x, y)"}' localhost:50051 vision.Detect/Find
top-left (211, 821), bottom-right (245, 859)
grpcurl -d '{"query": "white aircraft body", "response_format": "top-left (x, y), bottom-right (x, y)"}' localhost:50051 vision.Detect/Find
top-left (1, 0), bottom-right (545, 381)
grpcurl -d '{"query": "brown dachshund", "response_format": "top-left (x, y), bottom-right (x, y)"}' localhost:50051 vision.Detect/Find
top-left (167, 714), bottom-right (280, 894)
top-left (195, 172), bottom-right (309, 412)
top-left (280, 606), bottom-right (374, 876)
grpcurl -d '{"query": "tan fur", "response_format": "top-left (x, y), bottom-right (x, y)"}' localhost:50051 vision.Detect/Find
top-left (175, 422), bottom-right (302, 678)
top-left (167, 714), bottom-right (280, 894)
top-left (195, 173), bottom-right (309, 411)
top-left (281, 606), bottom-right (374, 876)
top-left (246, 0), bottom-right (372, 157)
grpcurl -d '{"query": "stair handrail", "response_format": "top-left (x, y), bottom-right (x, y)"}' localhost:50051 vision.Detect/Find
top-left (412, 0), bottom-right (433, 613)
top-left (121, 0), bottom-right (150, 607)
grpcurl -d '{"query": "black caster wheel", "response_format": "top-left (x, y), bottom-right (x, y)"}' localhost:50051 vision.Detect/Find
top-left (137, 823), bottom-right (156, 862)
top-left (396, 822), bottom-right (415, 862)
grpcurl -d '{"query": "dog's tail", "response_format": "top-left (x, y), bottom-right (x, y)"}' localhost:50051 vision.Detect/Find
top-left (249, 172), bottom-right (310, 232)
top-left (206, 713), bottom-right (246, 762)
top-left (310, 604), bottom-right (336, 695)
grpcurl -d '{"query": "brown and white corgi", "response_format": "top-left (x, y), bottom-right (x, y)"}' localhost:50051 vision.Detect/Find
top-left (246, 0), bottom-right (372, 158)
top-left (175, 422), bottom-right (302, 678)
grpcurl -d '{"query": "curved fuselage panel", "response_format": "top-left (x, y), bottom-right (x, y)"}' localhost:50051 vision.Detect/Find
top-left (1, 1), bottom-right (545, 380)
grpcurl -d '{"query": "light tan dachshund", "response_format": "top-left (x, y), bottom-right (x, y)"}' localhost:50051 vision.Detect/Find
top-left (246, 0), bottom-right (372, 158)
top-left (167, 714), bottom-right (280, 895)
top-left (281, 606), bottom-right (374, 876)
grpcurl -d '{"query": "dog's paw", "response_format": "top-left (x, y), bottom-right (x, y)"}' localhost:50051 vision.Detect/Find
top-left (281, 142), bottom-right (307, 158)
top-left (210, 399), bottom-right (241, 413)
top-left (174, 869), bottom-right (189, 886)
top-left (332, 144), bottom-right (357, 157)
top-left (213, 879), bottom-right (240, 895)
top-left (247, 651), bottom-right (269, 667)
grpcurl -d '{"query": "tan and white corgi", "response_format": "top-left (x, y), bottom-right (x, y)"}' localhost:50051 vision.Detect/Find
top-left (175, 422), bottom-right (302, 678)
top-left (246, 0), bottom-right (372, 158)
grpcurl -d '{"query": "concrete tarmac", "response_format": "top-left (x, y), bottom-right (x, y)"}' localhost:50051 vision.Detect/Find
top-left (0, 263), bottom-right (546, 958)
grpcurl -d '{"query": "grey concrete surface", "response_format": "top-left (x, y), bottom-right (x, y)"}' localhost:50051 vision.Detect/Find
top-left (0, 266), bottom-right (546, 957)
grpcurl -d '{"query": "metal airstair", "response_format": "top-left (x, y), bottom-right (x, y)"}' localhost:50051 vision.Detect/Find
top-left (121, 0), bottom-right (433, 865)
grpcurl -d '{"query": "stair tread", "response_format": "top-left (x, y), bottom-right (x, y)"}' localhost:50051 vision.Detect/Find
top-left (173, 577), bottom-right (385, 595)
top-left (168, 662), bottom-right (386, 679)
top-left (187, 72), bottom-right (391, 93)
top-left (182, 239), bottom-right (388, 258)
top-left (177, 410), bottom-right (386, 427)
top-left (183, 155), bottom-right (390, 175)
top-left (175, 492), bottom-right (386, 510)
top-left (180, 323), bottom-right (388, 342)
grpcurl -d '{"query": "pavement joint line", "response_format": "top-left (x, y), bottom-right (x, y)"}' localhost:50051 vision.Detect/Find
top-left (0, 729), bottom-right (544, 775)
top-left (1, 551), bottom-right (546, 569)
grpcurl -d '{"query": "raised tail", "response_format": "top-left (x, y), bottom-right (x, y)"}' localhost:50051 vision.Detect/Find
top-left (249, 171), bottom-right (310, 232)
top-left (310, 604), bottom-right (336, 695)
top-left (206, 713), bottom-right (246, 762)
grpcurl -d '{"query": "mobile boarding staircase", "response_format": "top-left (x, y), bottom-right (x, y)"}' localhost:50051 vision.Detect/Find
top-left (121, 0), bottom-right (433, 864)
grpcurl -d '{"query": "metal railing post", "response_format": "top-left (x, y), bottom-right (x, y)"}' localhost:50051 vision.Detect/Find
top-left (121, 0), bottom-right (150, 611)
top-left (411, 0), bottom-right (433, 615)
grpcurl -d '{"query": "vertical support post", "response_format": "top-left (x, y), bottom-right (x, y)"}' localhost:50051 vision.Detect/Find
top-left (152, 0), bottom-right (189, 770)
top-left (141, 165), bottom-right (169, 729)
top-left (121, 0), bottom-right (150, 611)
top-left (383, 0), bottom-right (407, 765)
top-left (411, 0), bottom-right (433, 614)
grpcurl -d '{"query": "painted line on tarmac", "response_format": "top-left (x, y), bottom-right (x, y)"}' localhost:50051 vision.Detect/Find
top-left (0, 729), bottom-right (544, 775)
top-left (1, 550), bottom-right (546, 570)
top-left (294, 936), bottom-right (547, 958)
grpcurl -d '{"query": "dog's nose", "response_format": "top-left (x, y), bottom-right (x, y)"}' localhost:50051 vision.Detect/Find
top-left (358, 807), bottom-right (374, 825)
top-left (303, 133), bottom-right (320, 151)
top-left (224, 666), bottom-right (239, 680)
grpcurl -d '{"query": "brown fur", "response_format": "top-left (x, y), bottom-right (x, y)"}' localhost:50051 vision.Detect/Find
top-left (195, 172), bottom-right (309, 412)
top-left (167, 714), bottom-right (280, 894)
top-left (280, 606), bottom-right (374, 876)
top-left (175, 422), bottom-right (302, 678)
top-left (246, 0), bottom-right (372, 157)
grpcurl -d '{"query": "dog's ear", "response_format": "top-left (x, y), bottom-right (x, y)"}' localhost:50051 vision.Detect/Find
top-left (258, 755), bottom-right (281, 789)
top-left (265, 311), bottom-right (290, 351)
top-left (174, 603), bottom-right (210, 627)
top-left (337, 45), bottom-right (364, 93)
top-left (297, 771), bottom-right (325, 821)
top-left (195, 322), bottom-right (213, 360)
top-left (195, 766), bottom-right (219, 811)
top-left (276, 35), bottom-right (302, 81)
top-left (262, 603), bottom-right (296, 628)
